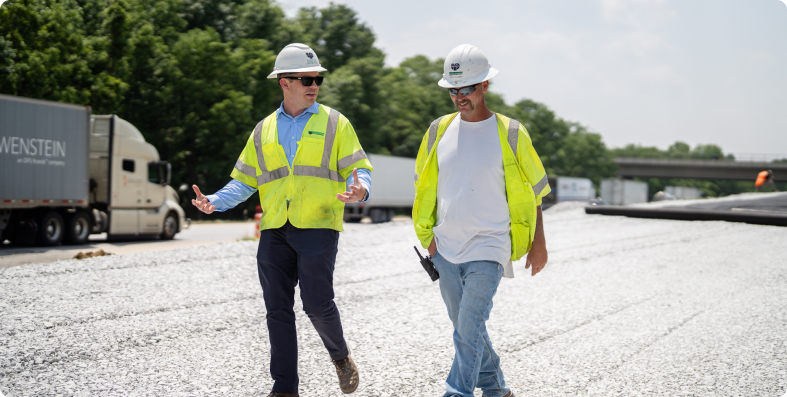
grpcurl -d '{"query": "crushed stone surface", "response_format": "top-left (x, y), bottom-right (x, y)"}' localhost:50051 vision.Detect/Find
top-left (1, 209), bottom-right (786, 396)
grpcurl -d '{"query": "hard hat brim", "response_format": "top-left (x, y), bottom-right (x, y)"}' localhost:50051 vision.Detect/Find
top-left (437, 67), bottom-right (499, 88)
top-left (267, 66), bottom-right (328, 79)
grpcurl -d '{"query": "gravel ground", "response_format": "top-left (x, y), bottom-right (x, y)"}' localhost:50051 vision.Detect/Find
top-left (1, 206), bottom-right (786, 397)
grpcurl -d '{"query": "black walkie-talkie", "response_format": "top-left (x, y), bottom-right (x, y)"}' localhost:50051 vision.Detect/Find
top-left (414, 246), bottom-right (439, 282)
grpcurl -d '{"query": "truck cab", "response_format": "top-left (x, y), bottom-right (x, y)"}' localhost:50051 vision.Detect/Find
top-left (90, 115), bottom-right (187, 240)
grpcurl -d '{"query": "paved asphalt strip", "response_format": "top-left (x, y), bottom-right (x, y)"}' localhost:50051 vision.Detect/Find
top-left (585, 205), bottom-right (787, 226)
top-left (586, 192), bottom-right (787, 227)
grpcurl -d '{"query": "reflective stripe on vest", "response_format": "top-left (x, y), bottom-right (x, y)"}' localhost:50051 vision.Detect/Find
top-left (253, 117), bottom-right (290, 185)
top-left (533, 175), bottom-right (549, 196)
top-left (508, 119), bottom-right (520, 157)
top-left (505, 118), bottom-right (547, 196)
top-left (292, 165), bottom-right (345, 182)
top-left (234, 159), bottom-right (257, 178)
top-left (338, 150), bottom-right (368, 170)
top-left (426, 115), bottom-right (446, 154)
top-left (417, 116), bottom-right (446, 183)
top-left (253, 109), bottom-right (352, 185)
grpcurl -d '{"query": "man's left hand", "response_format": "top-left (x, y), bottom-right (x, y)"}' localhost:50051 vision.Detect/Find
top-left (336, 168), bottom-right (367, 203)
top-left (525, 243), bottom-right (548, 276)
top-left (525, 205), bottom-right (548, 276)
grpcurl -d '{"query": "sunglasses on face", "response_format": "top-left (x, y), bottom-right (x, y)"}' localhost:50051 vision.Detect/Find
top-left (448, 83), bottom-right (480, 96)
top-left (283, 76), bottom-right (324, 86)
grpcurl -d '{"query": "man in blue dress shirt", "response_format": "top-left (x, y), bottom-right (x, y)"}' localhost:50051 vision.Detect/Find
top-left (191, 43), bottom-right (371, 397)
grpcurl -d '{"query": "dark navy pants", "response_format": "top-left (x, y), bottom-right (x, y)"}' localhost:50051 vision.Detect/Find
top-left (256, 221), bottom-right (348, 393)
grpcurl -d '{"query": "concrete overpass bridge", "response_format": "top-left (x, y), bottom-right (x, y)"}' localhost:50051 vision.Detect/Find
top-left (614, 158), bottom-right (787, 181)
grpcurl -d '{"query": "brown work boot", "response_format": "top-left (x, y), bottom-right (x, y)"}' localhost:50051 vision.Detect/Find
top-left (266, 393), bottom-right (299, 397)
top-left (332, 348), bottom-right (359, 394)
top-left (483, 392), bottom-right (514, 397)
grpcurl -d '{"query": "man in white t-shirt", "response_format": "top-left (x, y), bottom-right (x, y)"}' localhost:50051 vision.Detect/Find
top-left (413, 44), bottom-right (551, 397)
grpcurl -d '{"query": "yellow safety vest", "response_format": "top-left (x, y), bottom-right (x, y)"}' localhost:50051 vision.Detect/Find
top-left (231, 104), bottom-right (373, 231)
top-left (413, 113), bottom-right (551, 261)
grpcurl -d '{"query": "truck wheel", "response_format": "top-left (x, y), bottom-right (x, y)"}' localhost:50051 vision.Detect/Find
top-left (370, 208), bottom-right (384, 223)
top-left (160, 213), bottom-right (178, 240)
top-left (92, 210), bottom-right (109, 234)
top-left (36, 211), bottom-right (64, 246)
top-left (64, 211), bottom-right (91, 245)
top-left (8, 218), bottom-right (37, 246)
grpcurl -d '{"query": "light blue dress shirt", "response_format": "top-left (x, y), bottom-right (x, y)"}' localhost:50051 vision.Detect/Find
top-left (206, 102), bottom-right (371, 212)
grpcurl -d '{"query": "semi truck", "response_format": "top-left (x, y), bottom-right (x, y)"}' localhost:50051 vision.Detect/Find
top-left (344, 153), bottom-right (415, 223)
top-left (0, 94), bottom-right (188, 246)
top-left (556, 177), bottom-right (596, 202)
top-left (601, 178), bottom-right (649, 205)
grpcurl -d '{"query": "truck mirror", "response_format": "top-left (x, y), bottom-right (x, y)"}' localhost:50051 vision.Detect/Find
top-left (165, 162), bottom-right (172, 185)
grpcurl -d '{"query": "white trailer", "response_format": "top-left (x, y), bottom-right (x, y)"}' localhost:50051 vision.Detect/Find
top-left (556, 177), bottom-right (596, 202)
top-left (344, 153), bottom-right (415, 223)
top-left (601, 179), bottom-right (649, 205)
top-left (0, 94), bottom-right (188, 246)
top-left (665, 186), bottom-right (702, 200)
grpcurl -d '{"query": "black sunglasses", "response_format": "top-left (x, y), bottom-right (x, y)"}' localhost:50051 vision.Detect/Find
top-left (283, 76), bottom-right (324, 86)
top-left (448, 83), bottom-right (480, 96)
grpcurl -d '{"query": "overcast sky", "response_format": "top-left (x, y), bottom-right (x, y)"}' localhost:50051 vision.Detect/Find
top-left (279, 0), bottom-right (787, 157)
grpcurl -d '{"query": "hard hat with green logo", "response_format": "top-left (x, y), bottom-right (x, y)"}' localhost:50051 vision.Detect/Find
top-left (267, 43), bottom-right (328, 79)
top-left (438, 44), bottom-right (499, 88)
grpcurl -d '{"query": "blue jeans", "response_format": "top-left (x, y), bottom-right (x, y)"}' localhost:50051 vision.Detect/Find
top-left (433, 252), bottom-right (510, 397)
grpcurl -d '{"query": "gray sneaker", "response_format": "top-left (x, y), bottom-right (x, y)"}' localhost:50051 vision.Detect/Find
top-left (332, 349), bottom-right (359, 394)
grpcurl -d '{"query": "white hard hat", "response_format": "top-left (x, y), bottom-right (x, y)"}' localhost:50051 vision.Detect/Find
top-left (437, 44), bottom-right (499, 88)
top-left (267, 43), bottom-right (328, 79)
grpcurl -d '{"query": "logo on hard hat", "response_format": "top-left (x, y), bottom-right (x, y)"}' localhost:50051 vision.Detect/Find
top-left (451, 63), bottom-right (460, 71)
top-left (306, 52), bottom-right (314, 59)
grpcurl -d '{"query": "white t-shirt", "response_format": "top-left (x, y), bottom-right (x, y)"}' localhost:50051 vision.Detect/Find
top-left (433, 114), bottom-right (512, 273)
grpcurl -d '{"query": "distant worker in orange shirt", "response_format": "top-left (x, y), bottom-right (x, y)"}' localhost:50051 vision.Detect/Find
top-left (755, 170), bottom-right (777, 192)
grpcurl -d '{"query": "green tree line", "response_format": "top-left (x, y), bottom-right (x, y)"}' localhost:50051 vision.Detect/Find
top-left (0, 0), bottom-right (771, 217)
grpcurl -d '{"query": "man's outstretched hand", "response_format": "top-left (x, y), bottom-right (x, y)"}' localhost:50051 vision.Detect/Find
top-left (336, 168), bottom-right (367, 203)
top-left (191, 185), bottom-right (215, 214)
